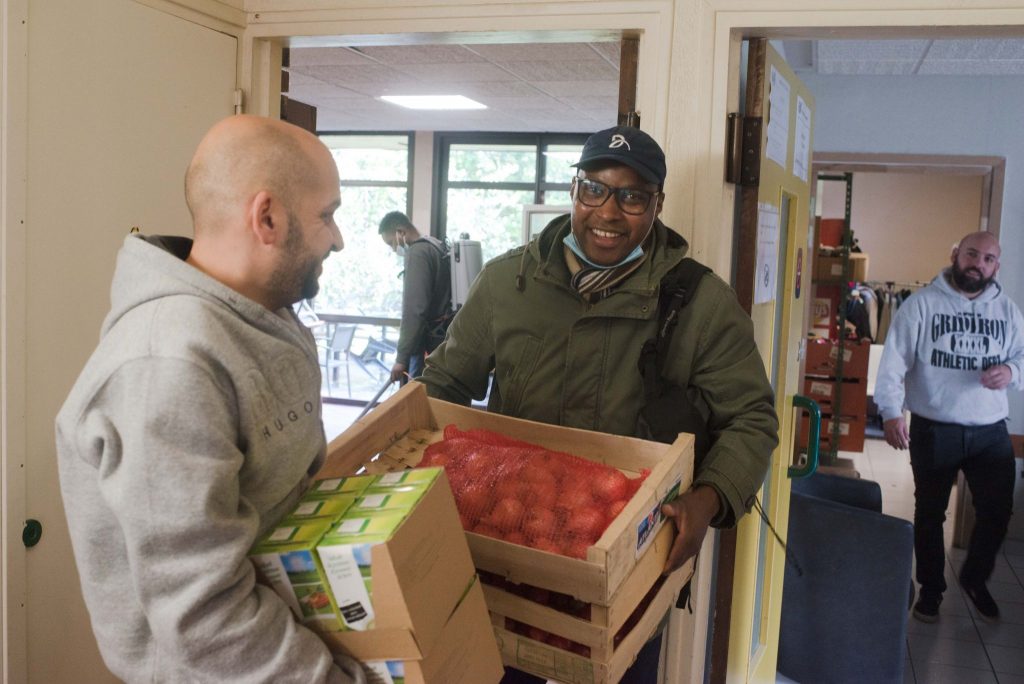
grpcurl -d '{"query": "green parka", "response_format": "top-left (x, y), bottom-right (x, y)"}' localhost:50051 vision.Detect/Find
top-left (419, 215), bottom-right (778, 527)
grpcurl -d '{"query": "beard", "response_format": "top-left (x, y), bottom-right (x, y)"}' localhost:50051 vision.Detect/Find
top-left (270, 213), bottom-right (324, 305)
top-left (951, 260), bottom-right (994, 294)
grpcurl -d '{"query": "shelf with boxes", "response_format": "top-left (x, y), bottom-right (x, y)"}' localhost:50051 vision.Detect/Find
top-left (799, 340), bottom-right (870, 454)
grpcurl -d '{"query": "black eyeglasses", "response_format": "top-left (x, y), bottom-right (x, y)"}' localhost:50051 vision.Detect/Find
top-left (573, 178), bottom-right (658, 216)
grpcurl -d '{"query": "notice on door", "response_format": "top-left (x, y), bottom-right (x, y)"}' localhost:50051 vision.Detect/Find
top-left (754, 202), bottom-right (780, 305)
top-left (793, 95), bottom-right (812, 182)
top-left (765, 65), bottom-right (791, 170)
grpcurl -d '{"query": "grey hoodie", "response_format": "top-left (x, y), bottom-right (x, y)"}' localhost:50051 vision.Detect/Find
top-left (875, 267), bottom-right (1024, 426)
top-left (56, 235), bottom-right (357, 683)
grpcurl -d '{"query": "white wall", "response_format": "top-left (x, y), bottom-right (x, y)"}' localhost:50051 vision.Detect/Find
top-left (820, 171), bottom-right (983, 285)
top-left (806, 73), bottom-right (1024, 430)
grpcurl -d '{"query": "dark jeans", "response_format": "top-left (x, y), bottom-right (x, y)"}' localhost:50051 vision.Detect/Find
top-left (499, 632), bottom-right (663, 684)
top-left (909, 414), bottom-right (1015, 599)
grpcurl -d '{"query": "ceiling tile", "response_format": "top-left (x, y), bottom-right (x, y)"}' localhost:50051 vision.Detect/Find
top-left (352, 44), bottom-right (482, 65)
top-left (296, 64), bottom-right (417, 87)
top-left (290, 47), bottom-right (375, 67)
top-left (587, 41), bottom-right (622, 65)
top-left (816, 39), bottom-right (931, 61)
top-left (468, 42), bottom-right (609, 62)
top-left (917, 59), bottom-right (1024, 75)
top-left (532, 80), bottom-right (619, 97)
top-left (926, 39), bottom-right (1024, 61)
top-left (495, 60), bottom-right (618, 82)
top-left (393, 61), bottom-right (517, 83)
top-left (817, 60), bottom-right (920, 76)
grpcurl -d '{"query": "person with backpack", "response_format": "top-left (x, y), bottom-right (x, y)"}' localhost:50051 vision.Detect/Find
top-left (418, 125), bottom-right (777, 682)
top-left (379, 211), bottom-right (454, 382)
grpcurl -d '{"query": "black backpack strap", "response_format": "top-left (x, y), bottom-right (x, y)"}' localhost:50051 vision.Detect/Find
top-left (639, 258), bottom-right (711, 401)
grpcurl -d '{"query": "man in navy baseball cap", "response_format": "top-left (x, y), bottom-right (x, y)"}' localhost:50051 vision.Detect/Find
top-left (420, 121), bottom-right (777, 684)
top-left (573, 125), bottom-right (667, 188)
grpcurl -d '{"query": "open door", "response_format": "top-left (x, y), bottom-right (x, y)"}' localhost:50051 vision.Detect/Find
top-left (718, 38), bottom-right (816, 682)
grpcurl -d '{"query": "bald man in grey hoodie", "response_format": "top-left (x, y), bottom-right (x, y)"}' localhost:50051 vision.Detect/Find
top-left (55, 116), bottom-right (365, 682)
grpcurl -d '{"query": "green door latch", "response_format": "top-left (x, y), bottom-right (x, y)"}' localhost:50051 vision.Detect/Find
top-left (788, 395), bottom-right (821, 478)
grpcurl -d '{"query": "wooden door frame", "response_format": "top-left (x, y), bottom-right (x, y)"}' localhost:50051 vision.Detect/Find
top-left (812, 152), bottom-right (1006, 236)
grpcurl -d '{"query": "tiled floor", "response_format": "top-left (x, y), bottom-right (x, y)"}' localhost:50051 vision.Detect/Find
top-left (322, 404), bottom-right (1024, 684)
top-left (840, 436), bottom-right (1024, 684)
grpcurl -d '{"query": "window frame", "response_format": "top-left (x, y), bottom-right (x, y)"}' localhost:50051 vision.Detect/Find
top-left (318, 130), bottom-right (415, 218)
top-left (431, 132), bottom-right (590, 242)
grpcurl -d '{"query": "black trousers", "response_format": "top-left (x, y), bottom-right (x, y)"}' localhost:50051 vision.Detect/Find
top-left (908, 414), bottom-right (1015, 599)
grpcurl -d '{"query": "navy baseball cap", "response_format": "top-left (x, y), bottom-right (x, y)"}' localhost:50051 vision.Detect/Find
top-left (572, 125), bottom-right (666, 187)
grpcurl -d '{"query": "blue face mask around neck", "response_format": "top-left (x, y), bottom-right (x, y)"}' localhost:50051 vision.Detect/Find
top-left (563, 231), bottom-right (645, 269)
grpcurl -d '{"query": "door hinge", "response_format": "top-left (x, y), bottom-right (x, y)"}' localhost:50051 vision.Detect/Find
top-left (233, 89), bottom-right (244, 115)
top-left (725, 113), bottom-right (762, 187)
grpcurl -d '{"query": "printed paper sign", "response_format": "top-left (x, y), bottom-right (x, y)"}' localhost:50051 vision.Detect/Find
top-left (754, 203), bottom-right (780, 305)
top-left (765, 65), bottom-right (791, 169)
top-left (793, 95), bottom-right (812, 182)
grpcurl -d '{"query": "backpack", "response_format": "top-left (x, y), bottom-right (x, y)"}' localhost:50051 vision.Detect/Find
top-left (635, 257), bottom-right (712, 462)
top-left (423, 238), bottom-right (455, 352)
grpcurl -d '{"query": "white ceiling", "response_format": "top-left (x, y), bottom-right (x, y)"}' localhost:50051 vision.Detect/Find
top-left (286, 41), bottom-right (623, 133)
top-left (285, 38), bottom-right (1024, 132)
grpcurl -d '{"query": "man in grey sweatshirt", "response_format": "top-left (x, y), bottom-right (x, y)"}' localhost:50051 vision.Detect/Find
top-left (875, 231), bottom-right (1023, 625)
top-left (56, 116), bottom-right (365, 682)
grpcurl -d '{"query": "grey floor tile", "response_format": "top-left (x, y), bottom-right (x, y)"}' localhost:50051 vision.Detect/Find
top-left (909, 633), bottom-right (992, 669)
top-left (977, 621), bottom-right (1024, 648)
top-left (988, 581), bottom-right (1024, 604)
top-left (910, 661), bottom-right (998, 684)
top-left (988, 645), bottom-right (1024, 675)
top-left (996, 673), bottom-right (1024, 684)
top-left (1007, 554), bottom-right (1024, 571)
top-left (991, 600), bottom-right (1024, 626)
top-left (906, 613), bottom-right (981, 642)
top-left (1004, 540), bottom-right (1024, 556)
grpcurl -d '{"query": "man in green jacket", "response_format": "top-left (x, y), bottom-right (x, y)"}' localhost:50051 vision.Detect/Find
top-left (419, 125), bottom-right (777, 680)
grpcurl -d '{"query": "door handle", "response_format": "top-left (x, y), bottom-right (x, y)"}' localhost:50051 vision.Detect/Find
top-left (788, 395), bottom-right (821, 478)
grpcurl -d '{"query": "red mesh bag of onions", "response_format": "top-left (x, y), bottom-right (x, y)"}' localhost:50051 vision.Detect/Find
top-left (419, 424), bottom-right (649, 558)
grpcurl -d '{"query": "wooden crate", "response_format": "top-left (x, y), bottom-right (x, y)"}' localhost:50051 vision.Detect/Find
top-left (481, 523), bottom-right (680, 662)
top-left (321, 382), bottom-right (693, 606)
top-left (490, 565), bottom-right (688, 684)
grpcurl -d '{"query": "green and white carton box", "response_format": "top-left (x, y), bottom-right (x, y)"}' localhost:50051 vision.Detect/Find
top-left (367, 468), bottom-right (440, 490)
top-left (349, 488), bottom-right (429, 516)
top-left (306, 474), bottom-right (375, 499)
top-left (249, 519), bottom-right (338, 631)
top-left (283, 494), bottom-right (357, 524)
top-left (316, 512), bottom-right (408, 632)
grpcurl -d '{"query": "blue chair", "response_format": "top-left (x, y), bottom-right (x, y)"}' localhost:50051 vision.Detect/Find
top-left (777, 473), bottom-right (914, 684)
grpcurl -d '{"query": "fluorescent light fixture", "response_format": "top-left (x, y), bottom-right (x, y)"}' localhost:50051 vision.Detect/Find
top-left (380, 95), bottom-right (486, 110)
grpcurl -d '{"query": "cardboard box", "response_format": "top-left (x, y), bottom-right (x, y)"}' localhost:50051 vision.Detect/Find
top-left (316, 468), bottom-right (478, 660)
top-left (361, 579), bottom-right (504, 684)
top-left (814, 253), bottom-right (869, 283)
top-left (320, 383), bottom-right (693, 607)
top-left (803, 376), bottom-right (868, 418)
top-left (797, 413), bottom-right (867, 454)
top-left (805, 340), bottom-right (870, 379)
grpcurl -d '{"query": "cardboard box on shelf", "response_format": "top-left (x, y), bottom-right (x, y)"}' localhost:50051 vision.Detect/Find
top-left (803, 376), bottom-right (868, 418)
top-left (320, 382), bottom-right (693, 608)
top-left (805, 340), bottom-right (871, 379)
top-left (814, 253), bottom-right (869, 283)
top-left (797, 413), bottom-right (867, 454)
